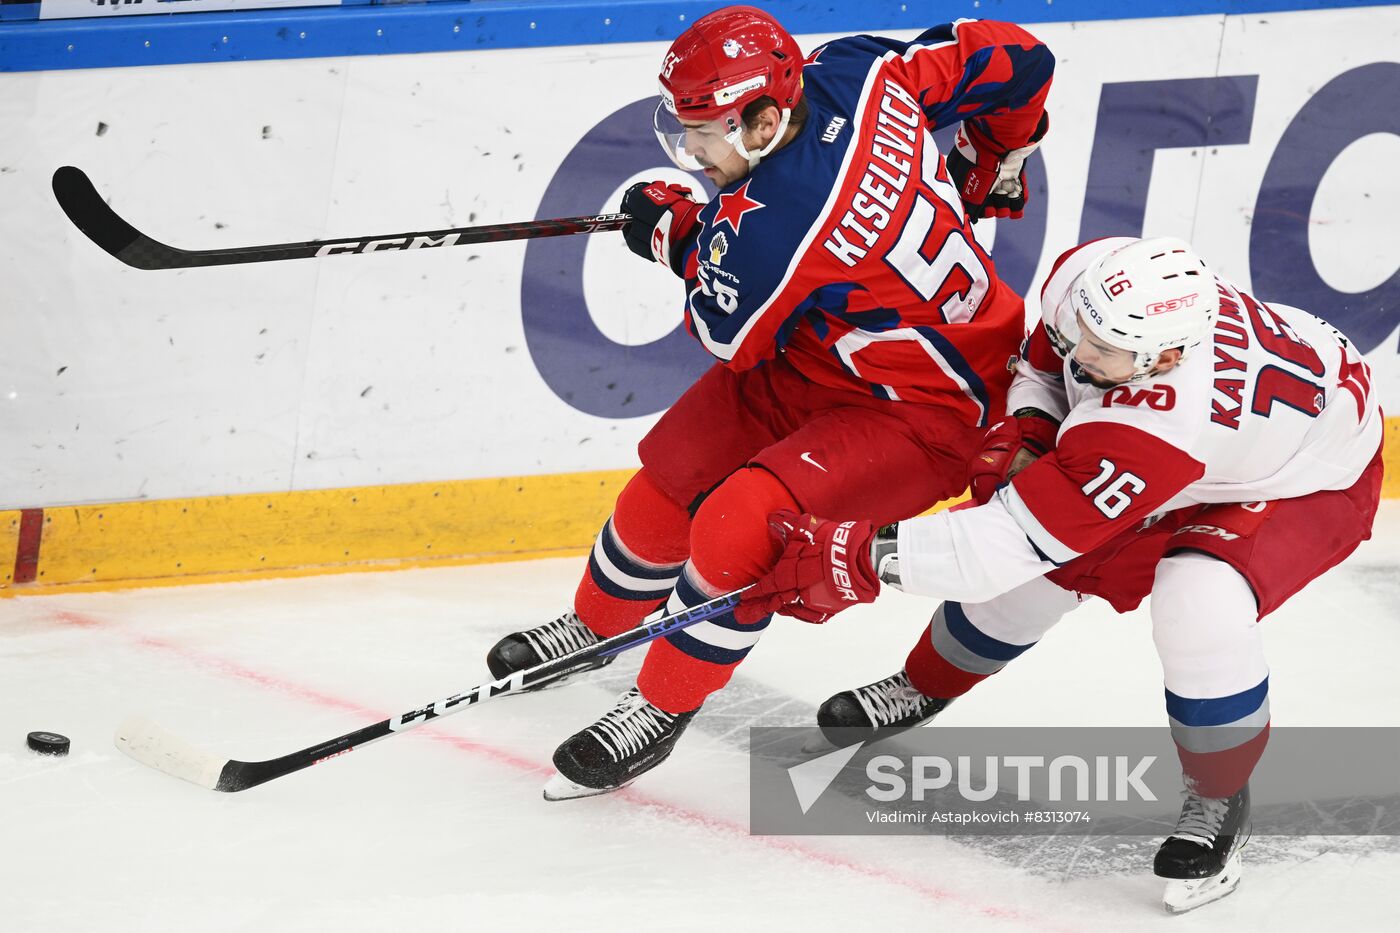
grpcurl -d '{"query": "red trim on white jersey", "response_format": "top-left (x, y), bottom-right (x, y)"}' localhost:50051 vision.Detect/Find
top-left (1006, 421), bottom-right (1205, 560)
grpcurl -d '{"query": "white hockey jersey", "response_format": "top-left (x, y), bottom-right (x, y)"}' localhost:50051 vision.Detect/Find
top-left (896, 237), bottom-right (1383, 603)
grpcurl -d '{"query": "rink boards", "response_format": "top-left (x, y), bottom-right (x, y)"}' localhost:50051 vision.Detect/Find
top-left (2, 3), bottom-right (1398, 591)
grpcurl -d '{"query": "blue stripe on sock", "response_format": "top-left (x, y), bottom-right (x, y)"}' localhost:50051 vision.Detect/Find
top-left (706, 614), bottom-right (770, 633)
top-left (598, 519), bottom-right (683, 582)
top-left (942, 601), bottom-right (1036, 663)
top-left (664, 627), bottom-right (755, 665)
top-left (672, 569), bottom-right (709, 606)
top-left (587, 552), bottom-right (673, 602)
top-left (671, 571), bottom-right (770, 634)
top-left (1165, 677), bottom-right (1270, 727)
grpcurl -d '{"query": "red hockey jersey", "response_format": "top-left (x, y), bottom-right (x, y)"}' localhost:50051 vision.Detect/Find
top-left (680, 19), bottom-right (1054, 427)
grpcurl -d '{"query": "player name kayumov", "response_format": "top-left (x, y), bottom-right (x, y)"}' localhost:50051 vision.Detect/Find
top-left (823, 79), bottom-right (924, 267)
top-left (864, 753), bottom-right (1159, 802)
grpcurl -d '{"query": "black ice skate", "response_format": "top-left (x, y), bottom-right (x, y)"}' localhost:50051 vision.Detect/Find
top-left (816, 670), bottom-right (952, 748)
top-left (543, 688), bottom-right (699, 801)
top-left (1154, 784), bottom-right (1251, 914)
top-left (485, 610), bottom-right (613, 688)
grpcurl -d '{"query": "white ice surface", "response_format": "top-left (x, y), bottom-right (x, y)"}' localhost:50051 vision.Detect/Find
top-left (2, 505), bottom-right (1398, 932)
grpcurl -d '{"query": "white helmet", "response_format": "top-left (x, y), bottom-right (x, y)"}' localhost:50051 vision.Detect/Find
top-left (1052, 237), bottom-right (1219, 382)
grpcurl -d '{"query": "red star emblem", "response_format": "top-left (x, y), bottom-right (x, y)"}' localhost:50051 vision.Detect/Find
top-left (711, 181), bottom-right (766, 235)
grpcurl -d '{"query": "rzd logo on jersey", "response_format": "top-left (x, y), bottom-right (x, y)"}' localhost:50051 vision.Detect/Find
top-left (1102, 384), bottom-right (1177, 411)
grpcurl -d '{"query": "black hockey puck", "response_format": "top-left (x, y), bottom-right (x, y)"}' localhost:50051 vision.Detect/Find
top-left (26, 732), bottom-right (70, 756)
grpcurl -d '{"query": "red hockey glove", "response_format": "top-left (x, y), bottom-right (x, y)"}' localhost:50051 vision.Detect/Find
top-left (737, 511), bottom-right (880, 625)
top-left (620, 181), bottom-right (703, 275)
top-left (945, 112), bottom-right (1049, 223)
top-left (967, 410), bottom-right (1060, 504)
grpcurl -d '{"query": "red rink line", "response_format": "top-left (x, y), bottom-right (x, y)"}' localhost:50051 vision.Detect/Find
top-left (53, 608), bottom-right (1074, 931)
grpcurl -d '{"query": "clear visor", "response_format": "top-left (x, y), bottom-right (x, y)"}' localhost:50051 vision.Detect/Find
top-left (653, 102), bottom-right (748, 172)
top-left (1047, 294), bottom-right (1140, 378)
top-left (1045, 293), bottom-right (1086, 359)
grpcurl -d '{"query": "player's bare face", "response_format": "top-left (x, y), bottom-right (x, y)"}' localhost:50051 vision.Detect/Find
top-left (679, 119), bottom-right (751, 186)
top-left (1072, 316), bottom-right (1140, 386)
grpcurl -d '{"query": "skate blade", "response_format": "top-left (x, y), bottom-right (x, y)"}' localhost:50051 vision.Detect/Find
top-left (1162, 852), bottom-right (1244, 914)
top-left (542, 771), bottom-right (631, 801)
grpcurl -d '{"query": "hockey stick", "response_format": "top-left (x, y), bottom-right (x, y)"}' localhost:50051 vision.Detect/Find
top-left (51, 165), bottom-right (630, 271)
top-left (115, 589), bottom-right (746, 792)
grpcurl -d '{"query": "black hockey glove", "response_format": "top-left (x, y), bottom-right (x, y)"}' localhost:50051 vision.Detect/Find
top-left (620, 181), bottom-right (704, 275)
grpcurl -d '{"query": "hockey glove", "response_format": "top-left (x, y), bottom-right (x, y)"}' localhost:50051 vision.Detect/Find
top-left (737, 510), bottom-right (880, 625)
top-left (967, 409), bottom-right (1060, 504)
top-left (945, 112), bottom-right (1049, 223)
top-left (621, 181), bottom-right (704, 275)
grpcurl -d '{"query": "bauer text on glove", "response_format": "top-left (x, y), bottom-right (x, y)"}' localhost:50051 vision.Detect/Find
top-left (738, 510), bottom-right (880, 624)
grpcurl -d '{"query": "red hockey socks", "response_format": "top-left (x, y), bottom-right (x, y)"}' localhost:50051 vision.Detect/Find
top-left (636, 467), bottom-right (798, 714)
top-left (573, 468), bottom-right (691, 638)
top-left (904, 600), bottom-right (1040, 699)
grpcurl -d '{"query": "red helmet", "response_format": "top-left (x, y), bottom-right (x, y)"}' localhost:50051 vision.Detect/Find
top-left (658, 6), bottom-right (804, 121)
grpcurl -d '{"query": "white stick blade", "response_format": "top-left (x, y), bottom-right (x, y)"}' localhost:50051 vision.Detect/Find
top-left (115, 716), bottom-right (227, 790)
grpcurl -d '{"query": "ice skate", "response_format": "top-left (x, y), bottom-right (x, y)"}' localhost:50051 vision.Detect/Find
top-left (485, 610), bottom-right (614, 689)
top-left (816, 670), bottom-right (952, 748)
top-left (543, 688), bottom-right (698, 800)
top-left (1155, 784), bottom-right (1250, 914)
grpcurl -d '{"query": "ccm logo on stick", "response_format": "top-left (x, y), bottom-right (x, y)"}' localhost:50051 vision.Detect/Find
top-left (316, 234), bottom-right (465, 256)
top-left (1102, 384), bottom-right (1177, 411)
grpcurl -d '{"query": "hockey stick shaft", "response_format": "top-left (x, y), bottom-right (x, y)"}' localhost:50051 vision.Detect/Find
top-left (52, 165), bottom-right (631, 271)
top-left (115, 588), bottom-right (747, 792)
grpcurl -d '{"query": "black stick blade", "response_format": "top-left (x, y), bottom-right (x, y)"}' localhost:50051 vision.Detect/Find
top-left (53, 165), bottom-right (631, 271)
top-left (112, 590), bottom-right (744, 793)
top-left (52, 165), bottom-right (178, 270)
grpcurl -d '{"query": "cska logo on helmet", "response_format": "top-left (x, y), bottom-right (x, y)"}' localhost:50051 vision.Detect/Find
top-left (723, 38), bottom-right (742, 59)
top-left (1146, 293), bottom-right (1199, 316)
